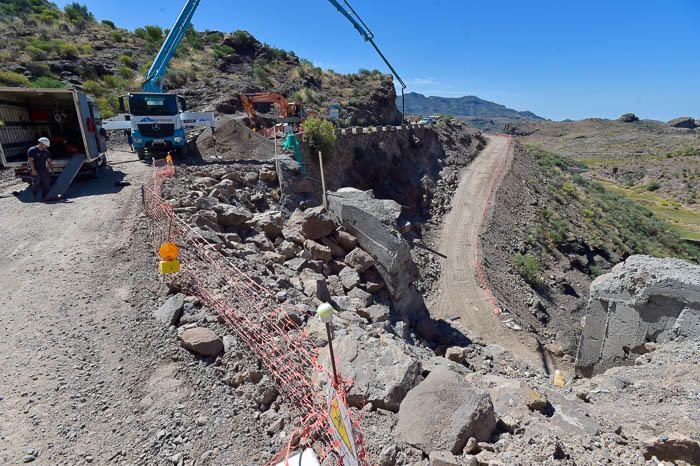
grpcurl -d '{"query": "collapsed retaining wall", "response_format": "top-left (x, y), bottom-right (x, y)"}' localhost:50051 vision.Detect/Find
top-left (301, 125), bottom-right (445, 220)
top-left (576, 255), bottom-right (700, 376)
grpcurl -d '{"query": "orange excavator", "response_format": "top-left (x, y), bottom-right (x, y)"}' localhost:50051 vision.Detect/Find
top-left (239, 93), bottom-right (305, 128)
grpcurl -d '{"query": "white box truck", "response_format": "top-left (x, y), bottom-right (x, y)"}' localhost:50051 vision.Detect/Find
top-left (0, 87), bottom-right (108, 198)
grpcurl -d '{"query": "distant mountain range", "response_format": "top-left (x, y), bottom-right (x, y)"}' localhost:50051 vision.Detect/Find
top-left (399, 92), bottom-right (544, 120)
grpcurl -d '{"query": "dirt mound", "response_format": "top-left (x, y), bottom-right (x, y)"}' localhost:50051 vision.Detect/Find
top-left (194, 117), bottom-right (275, 161)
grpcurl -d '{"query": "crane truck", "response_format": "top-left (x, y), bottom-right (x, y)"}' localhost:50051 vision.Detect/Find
top-left (102, 0), bottom-right (215, 159)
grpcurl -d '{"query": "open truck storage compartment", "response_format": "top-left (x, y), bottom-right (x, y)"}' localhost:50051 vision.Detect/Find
top-left (0, 87), bottom-right (108, 197)
top-left (0, 87), bottom-right (106, 167)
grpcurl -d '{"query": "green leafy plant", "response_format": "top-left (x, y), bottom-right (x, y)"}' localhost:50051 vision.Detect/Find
top-left (30, 76), bottom-right (64, 88)
top-left (212, 44), bottom-right (233, 58)
top-left (513, 253), bottom-right (542, 285)
top-left (646, 181), bottom-right (661, 192)
top-left (101, 19), bottom-right (116, 29)
top-left (0, 70), bottom-right (30, 87)
top-left (301, 117), bottom-right (337, 157)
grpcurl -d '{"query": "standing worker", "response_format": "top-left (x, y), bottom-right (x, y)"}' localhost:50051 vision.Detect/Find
top-left (27, 137), bottom-right (54, 201)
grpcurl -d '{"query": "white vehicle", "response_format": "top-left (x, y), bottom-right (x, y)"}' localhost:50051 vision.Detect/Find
top-left (0, 87), bottom-right (108, 197)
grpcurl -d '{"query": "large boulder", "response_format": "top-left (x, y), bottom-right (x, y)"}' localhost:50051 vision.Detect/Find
top-left (154, 294), bottom-right (185, 326)
top-left (666, 117), bottom-right (697, 129)
top-left (327, 189), bottom-right (426, 322)
top-left (576, 255), bottom-right (700, 376)
top-left (319, 331), bottom-right (421, 412)
top-left (287, 207), bottom-right (336, 240)
top-left (213, 204), bottom-right (253, 227)
top-left (397, 366), bottom-right (497, 455)
top-left (180, 327), bottom-right (224, 357)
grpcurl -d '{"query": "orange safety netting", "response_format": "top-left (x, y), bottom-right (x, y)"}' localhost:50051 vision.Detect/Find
top-left (142, 159), bottom-right (366, 465)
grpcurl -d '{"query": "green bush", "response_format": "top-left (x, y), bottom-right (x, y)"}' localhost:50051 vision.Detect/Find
top-left (119, 54), bottom-right (135, 68)
top-left (31, 76), bottom-right (64, 88)
top-left (82, 79), bottom-right (106, 97)
top-left (58, 42), bottom-right (80, 59)
top-left (0, 70), bottom-right (30, 87)
top-left (110, 31), bottom-right (124, 43)
top-left (301, 117), bottom-right (336, 157)
top-left (118, 65), bottom-right (133, 79)
top-left (26, 45), bottom-right (47, 60)
top-left (212, 44), bottom-right (234, 58)
top-left (646, 181), bottom-right (661, 191)
top-left (101, 19), bottom-right (116, 29)
top-left (64, 2), bottom-right (93, 27)
top-left (1, 0), bottom-right (49, 15)
top-left (185, 26), bottom-right (204, 50)
top-left (30, 8), bottom-right (61, 23)
top-left (513, 253), bottom-right (542, 285)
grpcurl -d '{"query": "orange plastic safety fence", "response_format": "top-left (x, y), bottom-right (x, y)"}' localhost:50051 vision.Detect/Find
top-left (141, 163), bottom-right (366, 466)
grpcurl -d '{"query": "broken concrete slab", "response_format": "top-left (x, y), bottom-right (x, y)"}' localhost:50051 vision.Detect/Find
top-left (576, 255), bottom-right (700, 376)
top-left (327, 189), bottom-right (427, 323)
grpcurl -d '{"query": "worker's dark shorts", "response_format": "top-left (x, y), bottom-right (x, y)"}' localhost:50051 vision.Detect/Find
top-left (31, 170), bottom-right (52, 200)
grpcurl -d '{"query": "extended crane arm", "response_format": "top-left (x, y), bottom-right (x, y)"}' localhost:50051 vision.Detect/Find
top-left (326, 0), bottom-right (407, 117)
top-left (142, 0), bottom-right (201, 93)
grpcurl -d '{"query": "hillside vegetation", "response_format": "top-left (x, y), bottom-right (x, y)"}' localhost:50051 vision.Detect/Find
top-left (482, 143), bottom-right (699, 351)
top-left (0, 0), bottom-right (401, 125)
top-left (507, 118), bottom-right (700, 221)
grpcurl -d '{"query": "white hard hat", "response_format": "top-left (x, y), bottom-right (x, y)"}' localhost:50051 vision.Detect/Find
top-left (38, 137), bottom-right (51, 147)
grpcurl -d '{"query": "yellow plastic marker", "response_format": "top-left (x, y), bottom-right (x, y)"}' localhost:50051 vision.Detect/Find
top-left (553, 369), bottom-right (566, 387)
top-left (165, 153), bottom-right (173, 165)
top-left (159, 242), bottom-right (180, 274)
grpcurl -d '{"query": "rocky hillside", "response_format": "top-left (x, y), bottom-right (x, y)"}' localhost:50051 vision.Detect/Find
top-left (0, 0), bottom-right (401, 125)
top-left (481, 143), bottom-right (700, 354)
top-left (402, 92), bottom-right (543, 120)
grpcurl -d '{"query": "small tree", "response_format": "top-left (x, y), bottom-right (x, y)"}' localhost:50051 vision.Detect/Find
top-left (302, 117), bottom-right (336, 157)
top-left (64, 2), bottom-right (93, 28)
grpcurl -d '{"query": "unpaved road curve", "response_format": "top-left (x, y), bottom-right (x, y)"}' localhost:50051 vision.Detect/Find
top-left (429, 134), bottom-right (550, 371)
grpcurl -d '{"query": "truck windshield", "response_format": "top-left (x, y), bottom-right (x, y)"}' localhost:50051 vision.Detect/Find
top-left (129, 94), bottom-right (178, 116)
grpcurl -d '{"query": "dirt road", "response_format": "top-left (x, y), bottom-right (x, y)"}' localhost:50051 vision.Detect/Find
top-left (429, 135), bottom-right (550, 371)
top-left (0, 149), bottom-right (287, 465)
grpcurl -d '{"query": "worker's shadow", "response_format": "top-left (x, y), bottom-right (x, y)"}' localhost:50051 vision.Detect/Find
top-left (8, 165), bottom-right (129, 203)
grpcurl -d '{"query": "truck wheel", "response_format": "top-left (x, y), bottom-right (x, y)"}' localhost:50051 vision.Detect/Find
top-left (137, 149), bottom-right (146, 160)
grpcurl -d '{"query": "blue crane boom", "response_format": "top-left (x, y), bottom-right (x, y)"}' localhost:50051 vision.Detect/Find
top-left (326, 0), bottom-right (407, 119)
top-left (142, 0), bottom-right (202, 93)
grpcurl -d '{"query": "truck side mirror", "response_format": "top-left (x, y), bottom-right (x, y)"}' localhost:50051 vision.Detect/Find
top-left (118, 96), bottom-right (126, 113)
top-left (178, 96), bottom-right (187, 112)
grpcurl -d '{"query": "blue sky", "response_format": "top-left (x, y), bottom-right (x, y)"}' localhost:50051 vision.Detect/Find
top-left (54, 0), bottom-right (699, 121)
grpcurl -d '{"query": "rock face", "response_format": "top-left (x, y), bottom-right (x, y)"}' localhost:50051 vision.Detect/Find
top-left (576, 255), bottom-right (700, 376)
top-left (327, 189), bottom-right (427, 322)
top-left (397, 366), bottom-right (497, 455)
top-left (666, 117), bottom-right (698, 129)
top-left (180, 327), bottom-right (224, 357)
top-left (320, 331), bottom-right (421, 412)
top-left (618, 113), bottom-right (639, 123)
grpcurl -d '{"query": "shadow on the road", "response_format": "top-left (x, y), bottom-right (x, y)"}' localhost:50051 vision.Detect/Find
top-left (411, 239), bottom-right (447, 259)
top-left (7, 164), bottom-right (130, 203)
